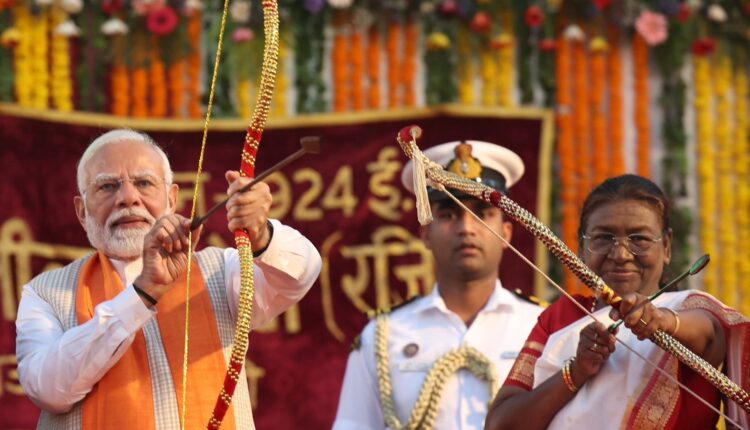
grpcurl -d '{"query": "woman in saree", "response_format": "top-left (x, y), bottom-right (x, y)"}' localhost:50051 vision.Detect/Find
top-left (485, 174), bottom-right (750, 429)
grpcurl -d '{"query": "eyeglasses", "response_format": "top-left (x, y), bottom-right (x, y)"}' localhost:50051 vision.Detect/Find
top-left (581, 233), bottom-right (664, 256)
top-left (83, 174), bottom-right (166, 201)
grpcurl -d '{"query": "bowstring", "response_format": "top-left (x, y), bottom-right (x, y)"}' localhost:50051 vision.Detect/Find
top-left (434, 182), bottom-right (743, 429)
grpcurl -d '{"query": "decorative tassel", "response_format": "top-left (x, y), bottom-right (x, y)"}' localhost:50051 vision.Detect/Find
top-left (411, 143), bottom-right (433, 225)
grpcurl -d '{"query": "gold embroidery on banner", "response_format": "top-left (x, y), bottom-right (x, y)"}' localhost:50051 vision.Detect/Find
top-left (506, 351), bottom-right (538, 389)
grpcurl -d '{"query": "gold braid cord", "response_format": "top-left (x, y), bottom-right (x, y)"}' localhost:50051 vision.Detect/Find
top-left (207, 1), bottom-right (279, 429)
top-left (395, 125), bottom-right (750, 414)
top-left (374, 316), bottom-right (499, 430)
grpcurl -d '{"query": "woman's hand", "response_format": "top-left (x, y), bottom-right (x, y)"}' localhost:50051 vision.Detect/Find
top-left (573, 322), bottom-right (616, 386)
top-left (610, 293), bottom-right (678, 341)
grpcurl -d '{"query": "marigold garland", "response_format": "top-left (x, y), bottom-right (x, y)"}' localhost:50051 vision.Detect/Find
top-left (50, 6), bottom-right (73, 112)
top-left (168, 59), bottom-right (185, 117)
top-left (590, 44), bottom-right (607, 185)
top-left (12, 6), bottom-right (32, 106)
top-left (236, 78), bottom-right (252, 119)
top-left (187, 14), bottom-right (201, 118)
top-left (694, 54), bottom-right (718, 296)
top-left (633, 33), bottom-right (650, 178)
top-left (572, 38), bottom-right (590, 209)
top-left (715, 55), bottom-right (736, 307)
top-left (403, 20), bottom-right (417, 107)
top-left (332, 18), bottom-right (350, 112)
top-left (556, 36), bottom-right (581, 294)
top-left (150, 45), bottom-right (168, 118)
top-left (457, 27), bottom-right (474, 105)
top-left (496, 35), bottom-right (514, 107)
top-left (480, 46), bottom-right (497, 106)
top-left (366, 25), bottom-right (380, 109)
top-left (30, 7), bottom-right (49, 109)
top-left (386, 20), bottom-right (401, 108)
top-left (111, 62), bottom-right (130, 116)
top-left (607, 26), bottom-right (624, 176)
top-left (131, 66), bottom-right (149, 117)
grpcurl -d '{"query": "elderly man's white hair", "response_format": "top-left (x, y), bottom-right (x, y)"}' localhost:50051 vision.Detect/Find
top-left (76, 129), bottom-right (174, 194)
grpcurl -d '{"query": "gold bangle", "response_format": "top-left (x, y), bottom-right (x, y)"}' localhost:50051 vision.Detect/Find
top-left (664, 308), bottom-right (680, 336)
top-left (562, 357), bottom-right (579, 393)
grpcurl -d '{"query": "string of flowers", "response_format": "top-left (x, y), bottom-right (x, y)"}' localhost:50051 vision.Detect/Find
top-left (50, 6), bottom-right (73, 112)
top-left (633, 33), bottom-right (650, 177)
top-left (403, 19), bottom-right (417, 107)
top-left (235, 78), bottom-right (252, 119)
top-left (151, 44), bottom-right (168, 117)
top-left (572, 35), bottom-right (590, 210)
top-left (30, 7), bottom-right (49, 109)
top-left (694, 53), bottom-right (717, 297)
top-left (131, 66), bottom-right (149, 117)
top-left (456, 26), bottom-right (474, 105)
top-left (480, 41), bottom-right (496, 106)
top-left (111, 63), bottom-right (129, 116)
top-left (332, 16), bottom-right (350, 112)
top-left (607, 26), bottom-right (624, 176)
top-left (495, 33), bottom-right (513, 107)
top-left (735, 58), bottom-right (750, 316)
top-left (168, 59), bottom-right (185, 117)
top-left (12, 6), bottom-right (32, 106)
top-left (366, 24), bottom-right (380, 109)
top-left (350, 29), bottom-right (364, 110)
top-left (556, 35), bottom-right (580, 294)
top-left (715, 54), bottom-right (735, 307)
top-left (386, 20), bottom-right (401, 108)
top-left (590, 35), bottom-right (608, 186)
top-left (187, 14), bottom-right (201, 118)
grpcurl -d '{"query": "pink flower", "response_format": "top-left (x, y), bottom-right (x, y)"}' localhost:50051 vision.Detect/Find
top-left (232, 27), bottom-right (254, 43)
top-left (634, 10), bottom-right (668, 46)
top-left (147, 6), bottom-right (179, 36)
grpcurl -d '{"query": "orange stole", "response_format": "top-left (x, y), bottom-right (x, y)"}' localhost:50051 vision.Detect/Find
top-left (76, 252), bottom-right (236, 429)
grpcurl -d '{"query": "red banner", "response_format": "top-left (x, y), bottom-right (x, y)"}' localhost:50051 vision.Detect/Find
top-left (0, 104), bottom-right (553, 429)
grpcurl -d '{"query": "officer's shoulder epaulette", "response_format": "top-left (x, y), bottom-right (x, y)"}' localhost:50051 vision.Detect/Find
top-left (512, 288), bottom-right (548, 308)
top-left (365, 295), bottom-right (421, 319)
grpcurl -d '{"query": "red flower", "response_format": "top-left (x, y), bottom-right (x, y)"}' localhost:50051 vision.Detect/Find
top-left (539, 38), bottom-right (557, 52)
top-left (691, 37), bottom-right (716, 56)
top-left (101, 0), bottom-right (123, 14)
top-left (0, 0), bottom-right (17, 10)
top-left (147, 6), bottom-right (179, 36)
top-left (525, 5), bottom-right (544, 29)
top-left (677, 4), bottom-right (691, 23)
top-left (592, 0), bottom-right (613, 10)
top-left (470, 11), bottom-right (491, 34)
top-left (439, 0), bottom-right (459, 16)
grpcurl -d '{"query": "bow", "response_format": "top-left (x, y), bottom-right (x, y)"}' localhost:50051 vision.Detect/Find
top-left (199, 1), bottom-right (280, 428)
top-left (395, 124), bottom-right (750, 417)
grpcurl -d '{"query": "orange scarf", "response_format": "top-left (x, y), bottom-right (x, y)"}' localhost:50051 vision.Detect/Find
top-left (76, 252), bottom-right (236, 429)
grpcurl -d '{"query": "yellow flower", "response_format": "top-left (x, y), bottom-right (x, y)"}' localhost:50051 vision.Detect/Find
top-left (426, 32), bottom-right (450, 51)
top-left (590, 36), bottom-right (609, 52)
top-left (0, 27), bottom-right (20, 48)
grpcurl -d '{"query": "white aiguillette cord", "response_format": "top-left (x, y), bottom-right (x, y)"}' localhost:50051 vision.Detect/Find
top-left (408, 160), bottom-right (742, 428)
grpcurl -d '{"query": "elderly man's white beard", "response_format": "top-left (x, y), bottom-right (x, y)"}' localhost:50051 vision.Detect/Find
top-left (84, 206), bottom-right (158, 260)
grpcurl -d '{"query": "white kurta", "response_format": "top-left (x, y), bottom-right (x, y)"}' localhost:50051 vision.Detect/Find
top-left (15, 219), bottom-right (322, 415)
top-left (333, 281), bottom-right (543, 430)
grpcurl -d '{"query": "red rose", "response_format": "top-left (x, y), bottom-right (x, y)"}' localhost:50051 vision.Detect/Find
top-left (470, 11), bottom-right (491, 34)
top-left (592, 0), bottom-right (613, 10)
top-left (539, 38), bottom-right (557, 52)
top-left (525, 5), bottom-right (544, 29)
top-left (691, 37), bottom-right (716, 56)
top-left (677, 4), bottom-right (691, 23)
top-left (147, 6), bottom-right (179, 36)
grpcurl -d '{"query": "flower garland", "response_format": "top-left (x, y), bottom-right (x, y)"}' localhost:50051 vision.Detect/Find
top-left (386, 20), bottom-right (400, 108)
top-left (633, 33), bottom-right (650, 177)
top-left (332, 15), bottom-right (350, 112)
top-left (496, 33), bottom-right (513, 107)
top-left (50, 6), bottom-right (73, 111)
top-left (169, 59), bottom-right (185, 117)
top-left (607, 26), bottom-right (624, 176)
top-left (403, 19), bottom-right (417, 107)
top-left (480, 45), bottom-right (496, 106)
top-left (150, 44), bottom-right (168, 117)
top-left (572, 36), bottom-right (590, 210)
top-left (30, 6), bottom-right (49, 109)
top-left (694, 54), bottom-right (717, 296)
top-left (131, 66), bottom-right (149, 117)
top-left (186, 14), bottom-right (201, 118)
top-left (235, 77), bottom-right (252, 119)
top-left (366, 24), bottom-right (380, 109)
top-left (111, 63), bottom-right (129, 116)
top-left (735, 60), bottom-right (750, 316)
top-left (590, 36), bottom-right (608, 186)
top-left (456, 26), bottom-right (474, 105)
top-left (12, 6), bottom-right (33, 106)
top-left (556, 36), bottom-right (580, 294)
top-left (715, 54), bottom-right (735, 307)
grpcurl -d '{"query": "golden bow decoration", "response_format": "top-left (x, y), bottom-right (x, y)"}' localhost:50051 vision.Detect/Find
top-left (395, 124), bottom-right (750, 422)
top-left (184, 1), bottom-right (280, 428)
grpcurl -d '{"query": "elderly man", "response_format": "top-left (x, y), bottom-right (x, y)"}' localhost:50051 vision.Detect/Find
top-left (15, 129), bottom-right (321, 429)
top-left (333, 141), bottom-right (543, 430)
